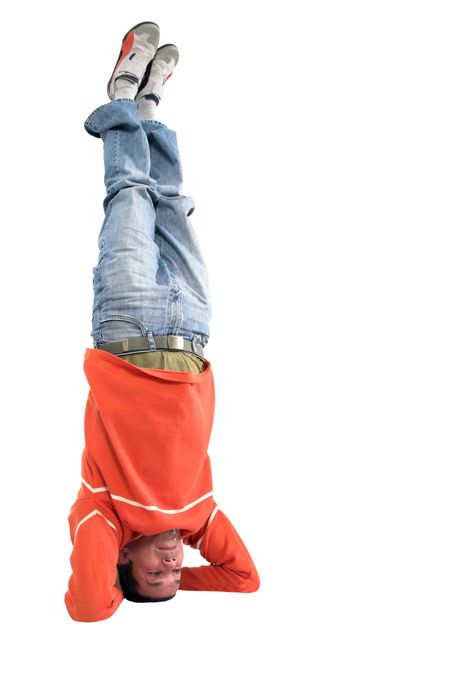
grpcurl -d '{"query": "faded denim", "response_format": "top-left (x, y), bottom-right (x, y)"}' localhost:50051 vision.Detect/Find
top-left (84, 98), bottom-right (212, 349)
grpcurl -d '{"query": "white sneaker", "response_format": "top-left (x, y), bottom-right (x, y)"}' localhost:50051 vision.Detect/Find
top-left (135, 43), bottom-right (180, 105)
top-left (107, 22), bottom-right (160, 100)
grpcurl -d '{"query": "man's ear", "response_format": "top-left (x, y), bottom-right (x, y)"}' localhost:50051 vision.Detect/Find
top-left (118, 546), bottom-right (131, 564)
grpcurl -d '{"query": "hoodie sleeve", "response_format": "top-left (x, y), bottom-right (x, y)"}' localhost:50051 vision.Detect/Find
top-left (64, 499), bottom-right (124, 622)
top-left (180, 506), bottom-right (260, 593)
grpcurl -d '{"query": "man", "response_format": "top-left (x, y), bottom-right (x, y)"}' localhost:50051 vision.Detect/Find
top-left (64, 21), bottom-right (260, 622)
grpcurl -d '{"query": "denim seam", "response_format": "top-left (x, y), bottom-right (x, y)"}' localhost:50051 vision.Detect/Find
top-left (141, 119), bottom-right (168, 129)
top-left (98, 313), bottom-right (148, 335)
top-left (97, 201), bottom-right (113, 268)
top-left (114, 129), bottom-right (119, 171)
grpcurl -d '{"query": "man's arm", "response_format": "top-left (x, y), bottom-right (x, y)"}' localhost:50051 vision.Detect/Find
top-left (65, 500), bottom-right (124, 622)
top-left (180, 506), bottom-right (260, 592)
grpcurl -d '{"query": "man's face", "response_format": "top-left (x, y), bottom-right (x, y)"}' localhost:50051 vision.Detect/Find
top-left (118, 529), bottom-right (184, 599)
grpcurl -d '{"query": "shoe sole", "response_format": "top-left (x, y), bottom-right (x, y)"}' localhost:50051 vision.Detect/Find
top-left (136, 43), bottom-right (180, 97)
top-left (107, 21), bottom-right (160, 100)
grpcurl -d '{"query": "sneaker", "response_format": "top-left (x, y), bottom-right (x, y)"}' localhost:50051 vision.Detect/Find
top-left (107, 22), bottom-right (160, 100)
top-left (135, 43), bottom-right (180, 105)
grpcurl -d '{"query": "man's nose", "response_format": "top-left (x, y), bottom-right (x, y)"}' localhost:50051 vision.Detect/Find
top-left (161, 555), bottom-right (177, 568)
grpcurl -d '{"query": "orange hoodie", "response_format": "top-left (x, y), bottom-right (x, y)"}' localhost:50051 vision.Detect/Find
top-left (65, 348), bottom-right (260, 622)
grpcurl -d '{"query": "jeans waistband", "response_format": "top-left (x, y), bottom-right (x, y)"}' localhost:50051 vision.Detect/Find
top-left (95, 334), bottom-right (205, 360)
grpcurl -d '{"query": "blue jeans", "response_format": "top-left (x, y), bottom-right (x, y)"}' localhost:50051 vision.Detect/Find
top-left (84, 99), bottom-right (212, 349)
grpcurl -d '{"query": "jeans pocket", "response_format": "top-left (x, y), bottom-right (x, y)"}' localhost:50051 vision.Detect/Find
top-left (98, 314), bottom-right (147, 344)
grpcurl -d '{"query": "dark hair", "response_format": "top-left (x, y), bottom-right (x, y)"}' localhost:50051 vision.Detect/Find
top-left (117, 562), bottom-right (176, 603)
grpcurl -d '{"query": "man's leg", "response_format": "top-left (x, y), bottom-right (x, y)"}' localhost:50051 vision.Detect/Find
top-left (140, 120), bottom-right (213, 344)
top-left (85, 99), bottom-right (172, 347)
top-left (136, 44), bottom-right (212, 345)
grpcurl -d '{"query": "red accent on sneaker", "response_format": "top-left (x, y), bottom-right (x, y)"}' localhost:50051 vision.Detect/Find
top-left (113, 31), bottom-right (136, 78)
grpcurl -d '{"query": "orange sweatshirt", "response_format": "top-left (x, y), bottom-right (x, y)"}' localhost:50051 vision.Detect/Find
top-left (65, 348), bottom-right (260, 622)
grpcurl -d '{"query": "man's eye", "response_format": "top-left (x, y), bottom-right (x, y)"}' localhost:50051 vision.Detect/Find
top-left (173, 568), bottom-right (181, 574)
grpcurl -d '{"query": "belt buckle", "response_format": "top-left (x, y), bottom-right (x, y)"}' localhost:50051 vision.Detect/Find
top-left (167, 335), bottom-right (185, 350)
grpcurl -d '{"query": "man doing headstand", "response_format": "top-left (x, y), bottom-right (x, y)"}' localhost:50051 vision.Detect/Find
top-left (64, 21), bottom-right (260, 623)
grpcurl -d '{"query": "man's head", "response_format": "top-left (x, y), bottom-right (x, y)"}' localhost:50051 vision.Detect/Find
top-left (117, 529), bottom-right (183, 602)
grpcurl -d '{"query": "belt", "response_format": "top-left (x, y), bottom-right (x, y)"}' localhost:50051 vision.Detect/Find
top-left (95, 335), bottom-right (205, 360)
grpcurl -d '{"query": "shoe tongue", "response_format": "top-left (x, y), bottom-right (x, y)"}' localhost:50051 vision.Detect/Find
top-left (153, 60), bottom-right (173, 75)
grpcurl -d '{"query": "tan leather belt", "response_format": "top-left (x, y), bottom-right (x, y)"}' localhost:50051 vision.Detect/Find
top-left (95, 334), bottom-right (205, 360)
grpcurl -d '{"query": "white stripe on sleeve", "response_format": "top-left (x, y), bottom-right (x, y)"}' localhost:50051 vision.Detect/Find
top-left (196, 505), bottom-right (220, 550)
top-left (74, 509), bottom-right (118, 542)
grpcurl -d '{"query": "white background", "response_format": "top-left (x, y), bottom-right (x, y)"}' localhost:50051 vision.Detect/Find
top-left (1, 0), bottom-right (449, 672)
